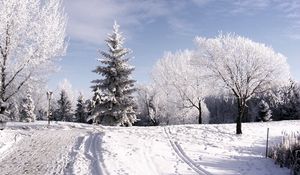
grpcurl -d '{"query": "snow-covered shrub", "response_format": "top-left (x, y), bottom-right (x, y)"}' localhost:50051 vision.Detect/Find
top-left (257, 100), bottom-right (272, 122)
top-left (20, 91), bottom-right (36, 122)
top-left (269, 131), bottom-right (300, 175)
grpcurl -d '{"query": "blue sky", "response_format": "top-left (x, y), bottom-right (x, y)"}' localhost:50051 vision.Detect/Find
top-left (49, 0), bottom-right (300, 94)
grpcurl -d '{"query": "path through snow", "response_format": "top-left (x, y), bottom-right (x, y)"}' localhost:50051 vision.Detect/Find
top-left (0, 121), bottom-right (299, 175)
top-left (0, 129), bottom-right (84, 175)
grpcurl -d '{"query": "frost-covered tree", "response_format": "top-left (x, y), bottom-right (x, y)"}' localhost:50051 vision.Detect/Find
top-left (20, 90), bottom-right (36, 122)
top-left (257, 100), bottom-right (272, 122)
top-left (58, 79), bottom-right (77, 107)
top-left (152, 50), bottom-right (211, 124)
top-left (75, 93), bottom-right (87, 123)
top-left (136, 85), bottom-right (160, 126)
top-left (193, 34), bottom-right (290, 134)
top-left (91, 21), bottom-right (137, 126)
top-left (0, 0), bottom-right (67, 113)
top-left (55, 90), bottom-right (73, 122)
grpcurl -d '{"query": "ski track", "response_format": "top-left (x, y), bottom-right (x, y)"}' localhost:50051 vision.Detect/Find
top-left (64, 129), bottom-right (108, 175)
top-left (164, 127), bottom-right (211, 175)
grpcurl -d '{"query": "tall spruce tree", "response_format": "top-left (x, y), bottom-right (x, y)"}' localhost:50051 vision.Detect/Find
top-left (20, 90), bottom-right (36, 122)
top-left (56, 90), bottom-right (73, 121)
top-left (91, 21), bottom-right (137, 126)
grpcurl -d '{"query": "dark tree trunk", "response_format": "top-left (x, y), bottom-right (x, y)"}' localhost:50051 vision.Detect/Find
top-left (198, 100), bottom-right (202, 124)
top-left (236, 98), bottom-right (246, 134)
top-left (0, 26), bottom-right (10, 113)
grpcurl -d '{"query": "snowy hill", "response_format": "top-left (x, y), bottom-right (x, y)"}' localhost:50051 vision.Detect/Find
top-left (0, 121), bottom-right (299, 175)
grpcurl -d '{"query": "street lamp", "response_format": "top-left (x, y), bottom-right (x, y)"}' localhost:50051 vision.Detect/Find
top-left (46, 91), bottom-right (53, 125)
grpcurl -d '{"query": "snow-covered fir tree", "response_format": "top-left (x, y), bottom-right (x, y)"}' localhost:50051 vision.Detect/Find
top-left (20, 90), bottom-right (36, 122)
top-left (257, 100), bottom-right (272, 122)
top-left (91, 21), bottom-right (137, 126)
top-left (55, 90), bottom-right (73, 122)
top-left (75, 93), bottom-right (87, 123)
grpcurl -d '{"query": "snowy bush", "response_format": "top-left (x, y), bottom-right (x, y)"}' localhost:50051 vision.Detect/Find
top-left (269, 131), bottom-right (300, 175)
top-left (20, 91), bottom-right (36, 122)
top-left (257, 100), bottom-right (272, 122)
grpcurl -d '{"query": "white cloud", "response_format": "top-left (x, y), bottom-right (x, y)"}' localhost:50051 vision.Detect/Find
top-left (64, 0), bottom-right (186, 45)
top-left (64, 0), bottom-right (300, 44)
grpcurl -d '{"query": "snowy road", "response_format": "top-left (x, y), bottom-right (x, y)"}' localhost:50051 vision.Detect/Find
top-left (0, 122), bottom-right (108, 175)
top-left (0, 129), bottom-right (85, 175)
top-left (0, 121), bottom-right (298, 175)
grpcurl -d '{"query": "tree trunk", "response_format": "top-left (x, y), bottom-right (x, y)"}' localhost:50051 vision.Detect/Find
top-left (0, 26), bottom-right (10, 114)
top-left (236, 98), bottom-right (245, 134)
top-left (198, 100), bottom-right (202, 124)
top-left (0, 53), bottom-right (7, 115)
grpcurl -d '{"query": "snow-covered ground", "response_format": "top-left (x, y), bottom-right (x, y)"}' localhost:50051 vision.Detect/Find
top-left (0, 121), bottom-right (299, 175)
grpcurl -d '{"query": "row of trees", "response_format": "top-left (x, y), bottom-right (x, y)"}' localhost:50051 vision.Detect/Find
top-left (136, 34), bottom-right (297, 134)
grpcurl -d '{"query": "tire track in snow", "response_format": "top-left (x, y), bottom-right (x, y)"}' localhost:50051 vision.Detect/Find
top-left (163, 127), bottom-right (213, 175)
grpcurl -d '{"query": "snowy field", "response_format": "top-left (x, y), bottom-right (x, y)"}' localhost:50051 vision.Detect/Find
top-left (0, 121), bottom-right (299, 175)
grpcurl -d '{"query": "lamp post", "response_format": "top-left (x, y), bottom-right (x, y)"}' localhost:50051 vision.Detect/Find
top-left (46, 91), bottom-right (53, 125)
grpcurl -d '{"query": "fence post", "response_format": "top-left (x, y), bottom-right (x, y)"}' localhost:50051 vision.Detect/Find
top-left (266, 128), bottom-right (269, 158)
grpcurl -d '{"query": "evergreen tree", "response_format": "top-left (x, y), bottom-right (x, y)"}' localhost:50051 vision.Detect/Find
top-left (56, 90), bottom-right (73, 121)
top-left (257, 100), bottom-right (272, 122)
top-left (91, 21), bottom-right (137, 126)
top-left (75, 93), bottom-right (87, 123)
top-left (20, 90), bottom-right (36, 122)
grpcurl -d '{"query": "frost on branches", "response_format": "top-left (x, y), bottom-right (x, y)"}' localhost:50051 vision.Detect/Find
top-left (193, 34), bottom-right (290, 134)
top-left (152, 50), bottom-right (211, 124)
top-left (0, 0), bottom-right (67, 114)
top-left (91, 21), bottom-right (137, 126)
top-left (20, 90), bottom-right (36, 122)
